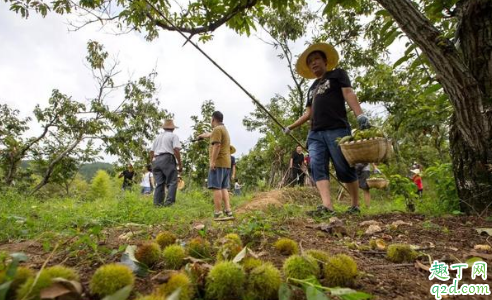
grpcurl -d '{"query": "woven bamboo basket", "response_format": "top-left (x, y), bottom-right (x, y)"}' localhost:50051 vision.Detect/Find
top-left (340, 137), bottom-right (393, 166)
top-left (366, 178), bottom-right (389, 189)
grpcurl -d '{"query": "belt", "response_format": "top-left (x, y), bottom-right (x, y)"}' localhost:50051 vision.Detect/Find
top-left (155, 153), bottom-right (173, 158)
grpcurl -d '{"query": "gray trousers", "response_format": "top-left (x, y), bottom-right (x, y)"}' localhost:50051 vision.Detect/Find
top-left (152, 154), bottom-right (178, 206)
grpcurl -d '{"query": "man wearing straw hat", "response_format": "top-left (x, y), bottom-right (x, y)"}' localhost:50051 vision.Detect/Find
top-left (284, 43), bottom-right (371, 217)
top-left (150, 119), bottom-right (183, 207)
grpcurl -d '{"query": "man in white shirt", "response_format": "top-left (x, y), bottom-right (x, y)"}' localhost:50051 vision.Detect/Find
top-left (149, 119), bottom-right (182, 206)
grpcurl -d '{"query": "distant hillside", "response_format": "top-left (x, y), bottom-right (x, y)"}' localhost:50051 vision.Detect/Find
top-left (20, 161), bottom-right (114, 182)
top-left (79, 162), bottom-right (114, 181)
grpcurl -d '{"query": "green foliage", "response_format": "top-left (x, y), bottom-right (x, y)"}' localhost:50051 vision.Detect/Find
top-left (423, 163), bottom-right (459, 211)
top-left (1, 188), bottom-right (246, 243)
top-left (89, 264), bottom-right (135, 297)
top-left (187, 237), bottom-right (212, 259)
top-left (90, 170), bottom-right (113, 200)
top-left (247, 263), bottom-right (282, 300)
top-left (282, 255), bottom-right (320, 282)
top-left (155, 231), bottom-right (177, 249)
top-left (182, 100), bottom-right (214, 186)
top-left (79, 162), bottom-right (114, 181)
top-left (135, 242), bottom-right (161, 267)
top-left (323, 254), bottom-right (358, 287)
top-left (162, 245), bottom-right (186, 270)
top-left (157, 272), bottom-right (193, 300)
top-left (0, 40), bottom-right (169, 194)
top-left (205, 261), bottom-right (245, 300)
top-left (274, 238), bottom-right (299, 255)
top-left (386, 244), bottom-right (418, 263)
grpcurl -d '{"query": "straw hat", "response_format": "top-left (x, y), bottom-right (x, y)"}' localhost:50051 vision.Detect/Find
top-left (411, 169), bottom-right (421, 175)
top-left (296, 43), bottom-right (339, 79)
top-left (162, 119), bottom-right (178, 129)
top-left (230, 145), bottom-right (236, 155)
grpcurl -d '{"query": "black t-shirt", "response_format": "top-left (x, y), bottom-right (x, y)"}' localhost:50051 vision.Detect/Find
top-left (291, 152), bottom-right (304, 168)
top-left (231, 156), bottom-right (236, 168)
top-left (306, 68), bottom-right (351, 131)
top-left (122, 170), bottom-right (135, 187)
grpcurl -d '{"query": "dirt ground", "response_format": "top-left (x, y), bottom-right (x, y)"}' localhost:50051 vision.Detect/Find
top-left (2, 189), bottom-right (492, 300)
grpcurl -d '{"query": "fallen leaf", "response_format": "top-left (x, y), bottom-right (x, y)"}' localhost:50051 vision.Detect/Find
top-left (473, 244), bottom-right (492, 253)
top-left (468, 251), bottom-right (492, 260)
top-left (382, 234), bottom-right (393, 241)
top-left (392, 220), bottom-right (413, 227)
top-left (360, 220), bottom-right (382, 226)
top-left (376, 239), bottom-right (387, 250)
top-left (415, 260), bottom-right (430, 272)
top-left (40, 279), bottom-right (82, 300)
top-left (193, 224), bottom-right (205, 230)
top-left (475, 228), bottom-right (492, 236)
top-left (365, 225), bottom-right (383, 235)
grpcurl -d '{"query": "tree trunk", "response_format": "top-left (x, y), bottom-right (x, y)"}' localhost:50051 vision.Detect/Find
top-left (375, 0), bottom-right (492, 213)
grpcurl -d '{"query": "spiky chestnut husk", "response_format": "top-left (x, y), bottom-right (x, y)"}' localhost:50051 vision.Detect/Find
top-left (223, 234), bottom-right (242, 246)
top-left (205, 261), bottom-right (245, 300)
top-left (187, 237), bottom-right (212, 259)
top-left (305, 249), bottom-right (330, 271)
top-left (16, 270), bottom-right (52, 300)
top-left (134, 294), bottom-right (165, 300)
top-left (157, 272), bottom-right (193, 300)
top-left (156, 231), bottom-right (177, 249)
top-left (89, 263), bottom-right (135, 297)
top-left (323, 254), bottom-right (358, 287)
top-left (135, 242), bottom-right (162, 267)
top-left (44, 265), bottom-right (79, 281)
top-left (282, 255), bottom-right (320, 282)
top-left (274, 238), bottom-right (299, 255)
top-left (247, 263), bottom-right (282, 300)
top-left (0, 267), bottom-right (34, 299)
top-left (386, 244), bottom-right (418, 263)
top-left (240, 257), bottom-right (262, 273)
top-left (162, 245), bottom-right (186, 270)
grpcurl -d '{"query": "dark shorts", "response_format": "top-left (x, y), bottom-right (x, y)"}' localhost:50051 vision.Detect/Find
top-left (208, 167), bottom-right (231, 190)
top-left (307, 128), bottom-right (357, 183)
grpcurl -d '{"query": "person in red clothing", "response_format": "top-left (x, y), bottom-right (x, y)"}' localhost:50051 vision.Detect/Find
top-left (411, 169), bottom-right (423, 197)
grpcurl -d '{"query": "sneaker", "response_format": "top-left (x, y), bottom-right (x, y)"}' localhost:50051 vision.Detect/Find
top-left (224, 210), bottom-right (234, 218)
top-left (214, 211), bottom-right (224, 219)
top-left (346, 206), bottom-right (361, 214)
top-left (306, 205), bottom-right (336, 218)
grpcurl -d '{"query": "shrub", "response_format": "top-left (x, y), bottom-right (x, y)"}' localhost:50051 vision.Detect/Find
top-left (90, 170), bottom-right (112, 199)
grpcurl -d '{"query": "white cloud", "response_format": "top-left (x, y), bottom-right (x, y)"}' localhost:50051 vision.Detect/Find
top-left (0, 3), bottom-right (302, 161)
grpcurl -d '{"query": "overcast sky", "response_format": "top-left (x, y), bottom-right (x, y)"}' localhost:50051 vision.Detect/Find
top-left (0, 2), bottom-right (401, 162)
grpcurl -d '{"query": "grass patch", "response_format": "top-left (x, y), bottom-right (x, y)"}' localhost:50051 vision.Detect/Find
top-left (0, 189), bottom-right (251, 242)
